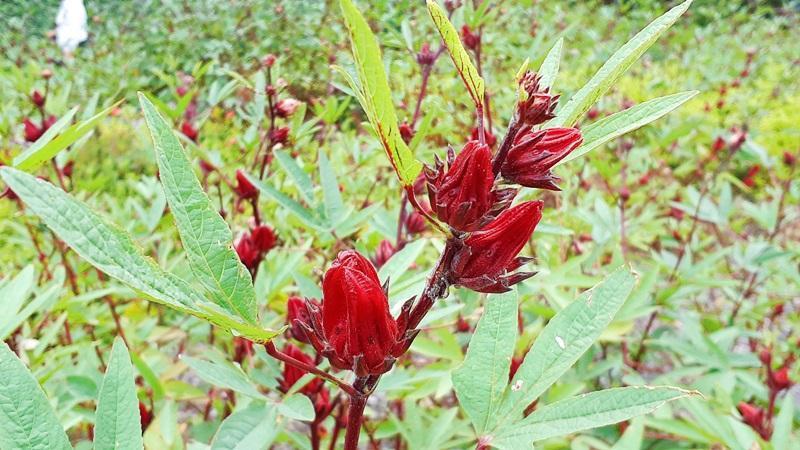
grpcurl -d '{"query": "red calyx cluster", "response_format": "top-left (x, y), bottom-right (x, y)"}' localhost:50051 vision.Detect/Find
top-left (738, 346), bottom-right (795, 440)
top-left (22, 116), bottom-right (57, 143)
top-left (292, 250), bottom-right (413, 376)
top-left (235, 224), bottom-right (277, 271)
top-left (278, 344), bottom-right (333, 418)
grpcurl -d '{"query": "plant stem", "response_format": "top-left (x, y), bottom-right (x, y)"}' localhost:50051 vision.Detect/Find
top-left (491, 118), bottom-right (521, 175)
top-left (264, 342), bottom-right (358, 397)
top-left (343, 394), bottom-right (367, 450)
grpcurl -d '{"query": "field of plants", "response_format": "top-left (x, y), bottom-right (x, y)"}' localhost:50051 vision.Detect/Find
top-left (0, 1), bottom-right (798, 449)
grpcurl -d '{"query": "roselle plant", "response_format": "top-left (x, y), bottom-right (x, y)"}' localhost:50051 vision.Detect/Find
top-left (0, 0), bottom-right (720, 449)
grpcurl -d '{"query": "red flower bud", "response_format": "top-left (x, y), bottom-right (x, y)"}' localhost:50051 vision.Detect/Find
top-left (43, 115), bottom-right (57, 131)
top-left (263, 54), bottom-right (277, 68)
top-left (743, 165), bottom-right (760, 188)
top-left (517, 72), bottom-right (559, 126)
top-left (235, 170), bottom-right (259, 199)
top-left (399, 121), bottom-right (414, 144)
top-left (500, 127), bottom-right (583, 190)
top-left (251, 225), bottom-right (276, 254)
top-left (139, 401), bottom-right (153, 432)
top-left (737, 402), bottom-right (764, 432)
top-left (783, 151), bottom-right (796, 167)
top-left (199, 159), bottom-right (216, 174)
top-left (280, 344), bottom-right (323, 396)
top-left (287, 296), bottom-right (317, 343)
top-left (373, 239), bottom-right (396, 268)
top-left (460, 25), bottom-right (480, 50)
top-left (181, 122), bottom-right (198, 142)
top-left (31, 90), bottom-right (46, 108)
top-left (619, 186), bottom-right (630, 202)
top-left (232, 336), bottom-right (254, 363)
top-left (62, 160), bottom-right (75, 178)
top-left (41, 69), bottom-right (53, 80)
top-left (712, 136), bottom-right (726, 154)
top-left (269, 126), bottom-right (290, 145)
top-left (235, 233), bottom-right (260, 270)
top-left (769, 366), bottom-right (792, 392)
top-left (426, 141), bottom-right (497, 231)
top-left (23, 118), bottom-right (43, 142)
top-left (405, 211), bottom-right (427, 234)
top-left (455, 315), bottom-right (471, 333)
top-left (176, 85), bottom-right (189, 97)
top-left (449, 201), bottom-right (543, 293)
top-left (305, 250), bottom-right (404, 375)
top-left (416, 42), bottom-right (436, 66)
top-left (587, 107), bottom-right (600, 120)
top-left (274, 98), bottom-right (301, 118)
top-left (759, 348), bottom-right (772, 366)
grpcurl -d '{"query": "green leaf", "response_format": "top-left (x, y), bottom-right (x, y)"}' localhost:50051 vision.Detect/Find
top-left (15, 101), bottom-right (123, 171)
top-left (493, 386), bottom-right (695, 445)
top-left (181, 356), bottom-right (265, 399)
top-left (560, 91), bottom-right (698, 166)
top-left (139, 93), bottom-right (257, 323)
top-left (339, 0), bottom-right (423, 186)
top-left (0, 342), bottom-right (72, 450)
top-left (377, 239), bottom-right (427, 285)
top-left (210, 402), bottom-right (277, 450)
top-left (0, 167), bottom-right (279, 343)
top-left (496, 266), bottom-right (636, 425)
top-left (452, 290), bottom-right (518, 435)
top-left (94, 337), bottom-right (143, 450)
top-left (538, 37), bottom-right (563, 89)
top-left (276, 394), bottom-right (315, 422)
top-left (318, 150), bottom-right (347, 226)
top-left (771, 393), bottom-right (795, 450)
top-left (273, 150), bottom-right (315, 205)
top-left (244, 172), bottom-right (327, 230)
top-left (549, 0), bottom-right (693, 127)
top-left (427, 0), bottom-right (485, 109)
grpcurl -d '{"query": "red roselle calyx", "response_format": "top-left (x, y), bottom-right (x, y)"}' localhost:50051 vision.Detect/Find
top-left (234, 233), bottom-right (260, 270)
top-left (274, 98), bottom-right (301, 118)
top-left (269, 126), bottom-right (290, 145)
top-left (500, 127), bottom-right (583, 190)
top-left (287, 296), bottom-right (317, 343)
top-left (460, 25), bottom-right (480, 50)
top-left (737, 402), bottom-right (769, 439)
top-left (23, 118), bottom-right (44, 142)
top-left (416, 42), bottom-right (435, 66)
top-left (251, 225), bottom-right (277, 253)
top-left (516, 71), bottom-right (559, 126)
top-left (181, 122), bottom-right (199, 142)
top-left (426, 141), bottom-right (514, 231)
top-left (235, 170), bottom-right (259, 199)
top-left (280, 344), bottom-right (324, 395)
top-left (449, 201), bottom-right (543, 293)
top-left (31, 90), bottom-right (46, 108)
top-left (373, 239), bottom-right (396, 268)
top-left (298, 250), bottom-right (409, 376)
